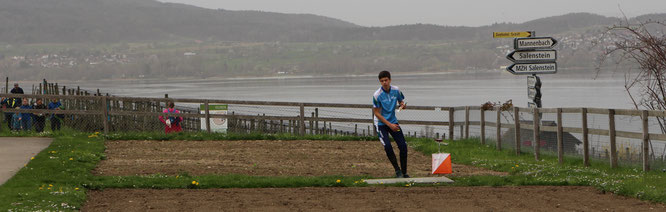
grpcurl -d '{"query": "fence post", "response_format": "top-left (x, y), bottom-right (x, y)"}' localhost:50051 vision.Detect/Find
top-left (299, 103), bottom-right (305, 136)
top-left (465, 106), bottom-right (470, 139)
top-left (101, 96), bottom-right (109, 135)
top-left (449, 108), bottom-right (454, 141)
top-left (557, 108), bottom-right (564, 164)
top-left (533, 107), bottom-right (540, 161)
top-left (609, 109), bottom-right (618, 168)
top-left (496, 107), bottom-right (501, 151)
top-left (205, 100), bottom-right (211, 133)
top-left (582, 108), bottom-right (589, 166)
top-left (514, 107), bottom-right (521, 155)
top-left (642, 110), bottom-right (650, 171)
top-left (480, 108), bottom-right (485, 145)
top-left (315, 108), bottom-right (319, 135)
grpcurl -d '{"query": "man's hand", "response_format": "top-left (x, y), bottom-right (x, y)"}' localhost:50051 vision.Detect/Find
top-left (388, 123), bottom-right (400, 132)
top-left (397, 101), bottom-right (406, 112)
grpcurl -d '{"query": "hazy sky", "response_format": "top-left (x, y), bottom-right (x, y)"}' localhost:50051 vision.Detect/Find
top-left (159, 0), bottom-right (666, 27)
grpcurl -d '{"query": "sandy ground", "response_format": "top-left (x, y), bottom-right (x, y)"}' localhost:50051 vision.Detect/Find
top-left (94, 140), bottom-right (505, 177)
top-left (82, 186), bottom-right (665, 212)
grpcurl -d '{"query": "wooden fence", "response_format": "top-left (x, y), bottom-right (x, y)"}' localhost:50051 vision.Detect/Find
top-left (0, 93), bottom-right (663, 172)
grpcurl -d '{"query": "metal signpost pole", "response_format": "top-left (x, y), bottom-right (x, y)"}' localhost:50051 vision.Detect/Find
top-left (495, 30), bottom-right (558, 161)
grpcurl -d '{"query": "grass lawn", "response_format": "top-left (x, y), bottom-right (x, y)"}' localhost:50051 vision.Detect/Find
top-left (1, 131), bottom-right (664, 211)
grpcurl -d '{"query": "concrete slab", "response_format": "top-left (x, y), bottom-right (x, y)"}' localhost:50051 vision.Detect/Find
top-left (0, 137), bottom-right (52, 185)
top-left (364, 176), bottom-right (454, 185)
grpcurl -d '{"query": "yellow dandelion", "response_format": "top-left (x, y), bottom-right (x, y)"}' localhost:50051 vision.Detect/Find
top-left (49, 184), bottom-right (53, 187)
top-left (196, 182), bottom-right (199, 186)
top-left (405, 184), bottom-right (410, 187)
top-left (75, 188), bottom-right (79, 191)
top-left (515, 165), bottom-right (519, 167)
top-left (69, 158), bottom-right (73, 161)
top-left (354, 181), bottom-right (359, 184)
top-left (336, 179), bottom-right (341, 183)
top-left (47, 187), bottom-right (51, 190)
top-left (30, 157), bottom-right (35, 160)
top-left (192, 181), bottom-right (197, 185)
top-left (39, 187), bottom-right (43, 190)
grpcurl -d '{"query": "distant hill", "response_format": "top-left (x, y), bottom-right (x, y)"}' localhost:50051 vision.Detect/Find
top-left (0, 0), bottom-right (663, 43)
top-left (0, 0), bottom-right (358, 43)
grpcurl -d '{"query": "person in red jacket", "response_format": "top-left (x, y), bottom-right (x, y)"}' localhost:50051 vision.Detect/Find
top-left (159, 102), bottom-right (183, 133)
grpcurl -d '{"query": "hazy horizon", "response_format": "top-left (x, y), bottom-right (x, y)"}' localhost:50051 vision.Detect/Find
top-left (159, 0), bottom-right (666, 27)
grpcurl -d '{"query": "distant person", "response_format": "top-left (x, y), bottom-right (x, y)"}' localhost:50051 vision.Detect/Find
top-left (19, 99), bottom-right (32, 131)
top-left (159, 102), bottom-right (183, 134)
top-left (12, 108), bottom-right (21, 131)
top-left (372, 70), bottom-right (409, 178)
top-left (48, 99), bottom-right (63, 131)
top-left (33, 99), bottom-right (47, 133)
top-left (10, 83), bottom-right (24, 94)
top-left (10, 83), bottom-right (24, 105)
top-left (2, 97), bottom-right (20, 129)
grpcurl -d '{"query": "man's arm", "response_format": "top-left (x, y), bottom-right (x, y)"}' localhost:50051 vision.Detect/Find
top-left (373, 107), bottom-right (400, 132)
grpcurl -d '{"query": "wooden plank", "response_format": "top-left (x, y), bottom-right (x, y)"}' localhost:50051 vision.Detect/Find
top-left (642, 110), bottom-right (650, 172)
top-left (541, 125), bottom-right (557, 132)
top-left (539, 108), bottom-right (557, 113)
top-left (101, 96), bottom-right (109, 135)
top-left (561, 108), bottom-right (582, 113)
top-left (299, 103), bottom-right (305, 136)
top-left (496, 109), bottom-right (501, 151)
top-left (582, 108), bottom-right (590, 167)
top-left (557, 108), bottom-right (563, 164)
top-left (449, 108), bottom-right (454, 141)
top-left (588, 108), bottom-right (610, 115)
top-left (480, 108), bottom-right (486, 145)
top-left (0, 108), bottom-right (101, 115)
top-left (464, 106), bottom-right (470, 139)
top-left (650, 133), bottom-right (666, 141)
top-left (514, 107), bottom-right (521, 155)
top-left (609, 109), bottom-right (618, 168)
top-left (648, 110), bottom-right (666, 117)
top-left (533, 107), bottom-right (540, 161)
top-left (205, 100), bottom-right (211, 133)
top-left (518, 107), bottom-right (532, 113)
top-left (615, 109), bottom-right (642, 116)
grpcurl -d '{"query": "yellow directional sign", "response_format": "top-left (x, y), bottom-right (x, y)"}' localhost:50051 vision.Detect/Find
top-left (493, 31), bottom-right (533, 38)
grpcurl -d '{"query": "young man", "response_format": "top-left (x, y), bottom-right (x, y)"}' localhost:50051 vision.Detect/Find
top-left (372, 70), bottom-right (409, 178)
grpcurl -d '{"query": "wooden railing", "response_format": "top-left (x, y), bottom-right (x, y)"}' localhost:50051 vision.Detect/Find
top-left (1, 93), bottom-right (663, 172)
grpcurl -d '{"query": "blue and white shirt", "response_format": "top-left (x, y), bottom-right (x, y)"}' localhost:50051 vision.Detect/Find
top-left (373, 85), bottom-right (405, 126)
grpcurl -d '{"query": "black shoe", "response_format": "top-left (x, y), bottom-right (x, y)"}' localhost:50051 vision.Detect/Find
top-left (402, 174), bottom-right (410, 178)
top-left (395, 170), bottom-right (404, 178)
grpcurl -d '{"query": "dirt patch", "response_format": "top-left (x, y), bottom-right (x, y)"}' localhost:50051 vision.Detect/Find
top-left (94, 140), bottom-right (504, 177)
top-left (82, 186), bottom-right (664, 211)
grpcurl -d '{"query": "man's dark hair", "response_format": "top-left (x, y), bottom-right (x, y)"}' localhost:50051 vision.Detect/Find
top-left (378, 70), bottom-right (391, 80)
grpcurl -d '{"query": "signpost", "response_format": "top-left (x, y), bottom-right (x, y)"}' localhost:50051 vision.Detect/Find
top-left (493, 31), bottom-right (534, 38)
top-left (506, 50), bottom-right (557, 63)
top-left (514, 37), bottom-right (558, 50)
top-left (495, 31), bottom-right (558, 108)
top-left (506, 63), bottom-right (557, 75)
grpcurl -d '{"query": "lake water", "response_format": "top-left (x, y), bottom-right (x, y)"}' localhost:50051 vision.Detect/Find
top-left (67, 71), bottom-right (633, 109)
